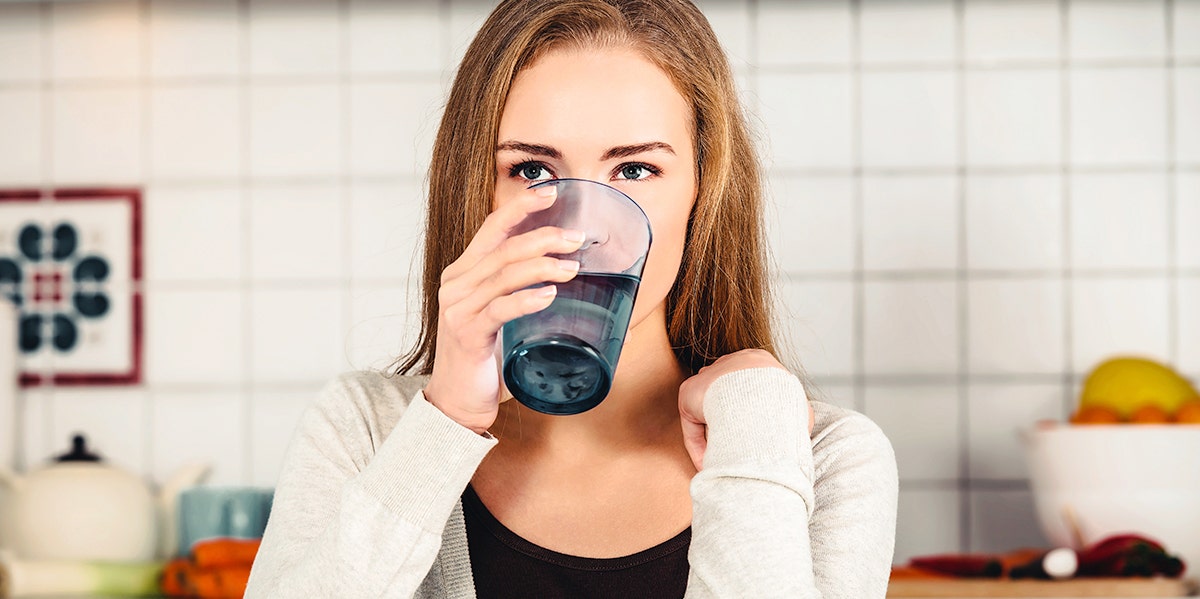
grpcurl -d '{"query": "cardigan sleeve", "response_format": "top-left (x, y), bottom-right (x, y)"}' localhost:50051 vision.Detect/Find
top-left (684, 368), bottom-right (897, 598)
top-left (245, 373), bottom-right (497, 598)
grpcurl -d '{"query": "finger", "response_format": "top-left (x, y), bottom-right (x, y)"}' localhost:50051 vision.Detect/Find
top-left (452, 224), bottom-right (584, 293)
top-left (681, 418), bottom-right (707, 472)
top-left (808, 402), bottom-right (816, 436)
top-left (452, 255), bottom-right (578, 320)
top-left (454, 185), bottom-right (559, 275)
top-left (460, 285), bottom-right (559, 346)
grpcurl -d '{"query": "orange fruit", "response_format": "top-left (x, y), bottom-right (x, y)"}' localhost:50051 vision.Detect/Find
top-left (1071, 406), bottom-right (1122, 424)
top-left (1174, 399), bottom-right (1200, 424)
top-left (1130, 404), bottom-right (1171, 424)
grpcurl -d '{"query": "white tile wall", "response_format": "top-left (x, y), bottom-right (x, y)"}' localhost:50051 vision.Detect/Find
top-left (4, 0), bottom-right (1191, 563)
top-left (348, 182), bottom-right (425, 281)
top-left (965, 175), bottom-right (1064, 271)
top-left (348, 0), bottom-right (444, 75)
top-left (860, 71), bottom-right (958, 168)
top-left (249, 184), bottom-right (343, 280)
top-left (967, 383), bottom-right (1063, 480)
top-left (967, 280), bottom-right (1064, 375)
top-left (863, 281), bottom-right (958, 374)
top-left (694, 0), bottom-right (750, 69)
top-left (1178, 0), bottom-right (1200, 59)
top-left (1180, 278), bottom-right (1200, 375)
top-left (0, 89), bottom-right (42, 185)
top-left (968, 489), bottom-right (1047, 552)
top-left (1180, 174), bottom-right (1200, 269)
top-left (347, 284), bottom-right (421, 372)
top-left (1070, 173), bottom-right (1170, 271)
top-left (248, 0), bottom-right (340, 76)
top-left (765, 176), bottom-right (855, 273)
top-left (249, 287), bottom-right (345, 383)
top-left (1070, 277), bottom-right (1171, 370)
top-left (859, 0), bottom-right (956, 65)
top-left (1068, 68), bottom-right (1168, 166)
top-left (51, 388), bottom-right (148, 475)
top-left (249, 83), bottom-right (342, 178)
top-left (0, 4), bottom-right (44, 82)
top-left (757, 73), bottom-right (853, 169)
top-left (962, 0), bottom-right (1060, 64)
top-left (861, 175), bottom-right (958, 271)
top-left (151, 391), bottom-right (246, 485)
top-left (1177, 68), bottom-right (1200, 165)
top-left (148, 85), bottom-right (241, 181)
top-left (895, 488), bottom-right (960, 562)
top-left (1068, 0), bottom-right (1166, 61)
top-left (52, 86), bottom-right (142, 184)
top-left (144, 186), bottom-right (244, 282)
top-left (964, 69), bottom-right (1061, 167)
top-left (145, 289), bottom-right (245, 385)
top-left (348, 81), bottom-right (443, 176)
top-left (250, 390), bottom-right (317, 486)
top-left (777, 280), bottom-right (855, 379)
top-left (50, 0), bottom-right (141, 81)
top-left (864, 385), bottom-right (960, 481)
top-left (756, 0), bottom-right (853, 67)
top-left (148, 0), bottom-right (241, 79)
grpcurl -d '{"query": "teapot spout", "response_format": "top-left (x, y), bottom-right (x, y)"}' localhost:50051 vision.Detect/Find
top-left (156, 462), bottom-right (211, 559)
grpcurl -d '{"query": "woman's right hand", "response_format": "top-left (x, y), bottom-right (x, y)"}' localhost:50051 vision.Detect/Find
top-left (423, 184), bottom-right (585, 434)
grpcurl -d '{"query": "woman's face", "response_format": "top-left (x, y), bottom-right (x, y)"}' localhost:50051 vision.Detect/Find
top-left (495, 46), bottom-right (697, 331)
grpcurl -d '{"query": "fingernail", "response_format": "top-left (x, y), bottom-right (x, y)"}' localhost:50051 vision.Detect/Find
top-left (535, 285), bottom-right (557, 297)
top-left (535, 185), bottom-right (557, 197)
top-left (562, 229), bottom-right (585, 243)
top-left (558, 259), bottom-right (579, 272)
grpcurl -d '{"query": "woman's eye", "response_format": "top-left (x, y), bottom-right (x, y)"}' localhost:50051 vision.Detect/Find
top-left (617, 164), bottom-right (654, 180)
top-left (514, 163), bottom-right (551, 181)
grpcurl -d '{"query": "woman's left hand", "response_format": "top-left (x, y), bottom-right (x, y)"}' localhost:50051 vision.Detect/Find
top-left (678, 349), bottom-right (815, 471)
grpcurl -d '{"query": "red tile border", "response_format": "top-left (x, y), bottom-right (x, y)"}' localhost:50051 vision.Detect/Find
top-left (1, 188), bottom-right (143, 387)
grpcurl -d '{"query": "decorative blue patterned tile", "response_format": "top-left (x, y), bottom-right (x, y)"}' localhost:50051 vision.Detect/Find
top-left (0, 188), bottom-right (142, 386)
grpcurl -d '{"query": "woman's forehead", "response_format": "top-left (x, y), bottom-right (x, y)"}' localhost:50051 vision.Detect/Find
top-left (497, 47), bottom-right (693, 157)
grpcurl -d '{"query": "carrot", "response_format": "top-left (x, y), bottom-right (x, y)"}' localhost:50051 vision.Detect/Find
top-left (890, 565), bottom-right (954, 580)
top-left (909, 554), bottom-right (1003, 578)
top-left (187, 565), bottom-right (252, 599)
top-left (191, 538), bottom-right (262, 570)
top-left (158, 558), bottom-right (192, 597)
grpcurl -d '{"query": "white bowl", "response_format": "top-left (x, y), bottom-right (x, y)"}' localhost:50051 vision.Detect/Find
top-left (1026, 424), bottom-right (1200, 575)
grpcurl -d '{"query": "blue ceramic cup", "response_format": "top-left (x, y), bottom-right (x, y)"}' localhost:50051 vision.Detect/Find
top-left (500, 179), bottom-right (652, 415)
top-left (177, 486), bottom-right (274, 556)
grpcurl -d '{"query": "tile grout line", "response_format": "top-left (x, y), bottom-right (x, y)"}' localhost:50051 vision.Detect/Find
top-left (139, 0), bottom-right (153, 479)
top-left (1166, 0), bottom-right (1179, 367)
top-left (849, 0), bottom-right (866, 420)
top-left (1058, 0), bottom-right (1076, 427)
top-left (953, 0), bottom-right (971, 554)
top-left (20, 0), bottom-right (56, 472)
top-left (339, 0), bottom-right (353, 378)
top-left (238, 0), bottom-right (254, 485)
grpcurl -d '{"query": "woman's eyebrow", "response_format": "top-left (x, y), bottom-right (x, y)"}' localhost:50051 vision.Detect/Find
top-left (601, 142), bottom-right (675, 161)
top-left (495, 141), bottom-right (561, 158)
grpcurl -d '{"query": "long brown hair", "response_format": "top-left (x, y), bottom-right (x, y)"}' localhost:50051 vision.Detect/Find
top-left (396, 0), bottom-right (777, 376)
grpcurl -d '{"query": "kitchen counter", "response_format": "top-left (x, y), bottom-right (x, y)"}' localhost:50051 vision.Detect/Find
top-left (888, 577), bottom-right (1199, 598)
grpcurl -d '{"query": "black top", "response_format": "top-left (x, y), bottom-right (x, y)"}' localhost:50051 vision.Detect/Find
top-left (462, 485), bottom-right (691, 599)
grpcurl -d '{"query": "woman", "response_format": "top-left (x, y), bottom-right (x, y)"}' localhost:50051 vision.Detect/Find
top-left (246, 0), bottom-right (897, 597)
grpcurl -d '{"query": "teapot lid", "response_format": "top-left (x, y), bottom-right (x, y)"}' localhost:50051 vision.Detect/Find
top-left (55, 434), bottom-right (102, 463)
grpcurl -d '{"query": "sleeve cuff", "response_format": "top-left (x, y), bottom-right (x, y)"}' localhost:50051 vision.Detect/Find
top-left (702, 368), bottom-right (812, 469)
top-left (353, 390), bottom-right (497, 533)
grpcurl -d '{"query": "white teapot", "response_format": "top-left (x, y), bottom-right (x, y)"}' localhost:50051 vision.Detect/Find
top-left (0, 434), bottom-right (210, 561)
